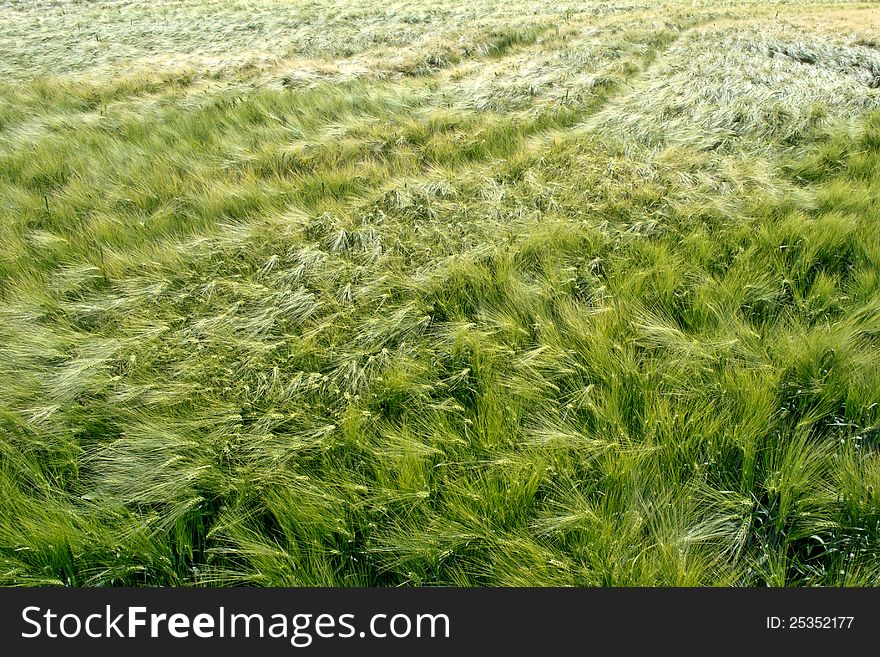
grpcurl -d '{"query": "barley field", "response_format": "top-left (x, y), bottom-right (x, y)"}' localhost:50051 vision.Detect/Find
top-left (1, 0), bottom-right (880, 587)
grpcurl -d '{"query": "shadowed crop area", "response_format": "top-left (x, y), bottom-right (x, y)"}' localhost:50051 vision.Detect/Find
top-left (1, 0), bottom-right (880, 586)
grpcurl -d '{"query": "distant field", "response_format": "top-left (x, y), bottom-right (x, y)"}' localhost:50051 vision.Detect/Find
top-left (1, 0), bottom-right (879, 586)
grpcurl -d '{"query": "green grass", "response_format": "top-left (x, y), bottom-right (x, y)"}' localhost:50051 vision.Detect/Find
top-left (1, 0), bottom-right (880, 586)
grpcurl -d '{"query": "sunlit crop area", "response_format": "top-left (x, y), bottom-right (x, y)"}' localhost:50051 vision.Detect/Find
top-left (1, 0), bottom-right (880, 586)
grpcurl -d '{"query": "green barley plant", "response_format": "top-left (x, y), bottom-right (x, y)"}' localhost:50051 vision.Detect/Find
top-left (1, 0), bottom-right (879, 586)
